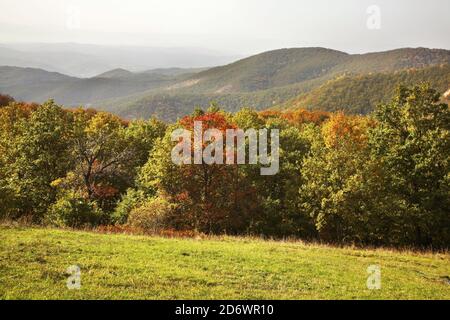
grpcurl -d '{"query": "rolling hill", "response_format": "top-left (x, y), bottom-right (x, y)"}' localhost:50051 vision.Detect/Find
top-left (97, 47), bottom-right (450, 120)
top-left (158, 47), bottom-right (450, 94)
top-left (1, 47), bottom-right (449, 121)
top-left (0, 66), bottom-right (203, 106)
top-left (276, 64), bottom-right (450, 114)
top-left (178, 47), bottom-right (349, 93)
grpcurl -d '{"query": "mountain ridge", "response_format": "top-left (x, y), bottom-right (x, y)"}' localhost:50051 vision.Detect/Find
top-left (96, 47), bottom-right (450, 120)
top-left (1, 47), bottom-right (449, 120)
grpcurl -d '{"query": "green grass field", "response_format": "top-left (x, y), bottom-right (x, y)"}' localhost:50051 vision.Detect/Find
top-left (0, 225), bottom-right (449, 300)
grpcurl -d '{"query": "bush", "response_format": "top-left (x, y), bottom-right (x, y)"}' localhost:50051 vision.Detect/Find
top-left (46, 192), bottom-right (104, 228)
top-left (127, 197), bottom-right (175, 233)
top-left (112, 189), bottom-right (147, 224)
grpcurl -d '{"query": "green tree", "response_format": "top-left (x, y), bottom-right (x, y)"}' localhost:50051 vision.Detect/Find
top-left (299, 113), bottom-right (394, 244)
top-left (3, 101), bottom-right (73, 220)
top-left (370, 84), bottom-right (450, 246)
top-left (125, 118), bottom-right (167, 170)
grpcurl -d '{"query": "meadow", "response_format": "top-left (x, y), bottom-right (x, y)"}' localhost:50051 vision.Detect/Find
top-left (1, 225), bottom-right (449, 300)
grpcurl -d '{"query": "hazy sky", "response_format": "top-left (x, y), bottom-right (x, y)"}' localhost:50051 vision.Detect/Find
top-left (0, 0), bottom-right (449, 55)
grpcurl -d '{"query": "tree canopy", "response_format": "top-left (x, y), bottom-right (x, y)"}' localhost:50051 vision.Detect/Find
top-left (0, 84), bottom-right (448, 248)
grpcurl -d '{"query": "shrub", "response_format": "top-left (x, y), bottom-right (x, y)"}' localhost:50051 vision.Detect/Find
top-left (112, 189), bottom-right (147, 224)
top-left (46, 192), bottom-right (104, 228)
top-left (127, 197), bottom-right (175, 233)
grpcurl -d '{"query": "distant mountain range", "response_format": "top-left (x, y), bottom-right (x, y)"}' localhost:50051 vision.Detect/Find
top-left (0, 43), bottom-right (239, 77)
top-left (0, 66), bottom-right (201, 106)
top-left (1, 46), bottom-right (449, 121)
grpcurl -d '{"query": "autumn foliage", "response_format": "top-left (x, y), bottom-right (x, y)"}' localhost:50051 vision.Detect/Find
top-left (1, 84), bottom-right (449, 248)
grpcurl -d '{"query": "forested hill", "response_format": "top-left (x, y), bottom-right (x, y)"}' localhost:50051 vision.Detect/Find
top-left (97, 47), bottom-right (450, 120)
top-left (1, 47), bottom-right (449, 121)
top-left (275, 64), bottom-right (450, 114)
top-left (171, 47), bottom-right (450, 94)
top-left (100, 64), bottom-right (450, 121)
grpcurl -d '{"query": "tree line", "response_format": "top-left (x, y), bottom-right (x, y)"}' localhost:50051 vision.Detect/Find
top-left (0, 83), bottom-right (448, 248)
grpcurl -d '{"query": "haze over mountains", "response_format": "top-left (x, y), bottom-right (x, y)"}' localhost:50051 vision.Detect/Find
top-left (0, 43), bottom-right (239, 77)
top-left (1, 46), bottom-right (449, 121)
top-left (0, 65), bottom-right (204, 107)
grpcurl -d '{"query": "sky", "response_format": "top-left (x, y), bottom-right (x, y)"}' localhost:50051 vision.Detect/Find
top-left (0, 0), bottom-right (449, 55)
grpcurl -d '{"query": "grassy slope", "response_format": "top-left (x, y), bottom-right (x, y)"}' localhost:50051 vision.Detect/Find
top-left (1, 226), bottom-right (449, 300)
